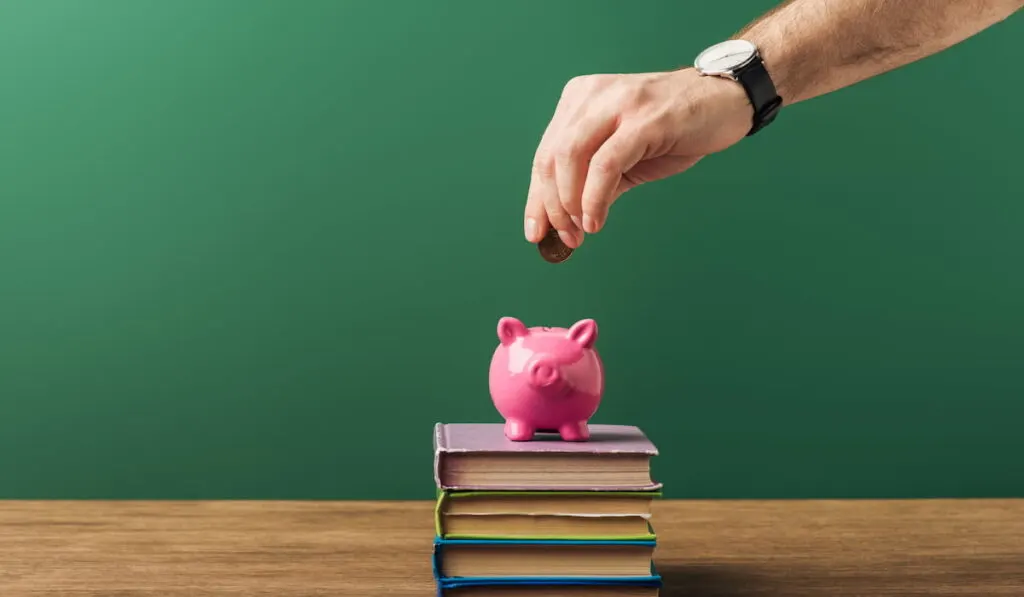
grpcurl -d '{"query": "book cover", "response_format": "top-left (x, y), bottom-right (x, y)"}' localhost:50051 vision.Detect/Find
top-left (433, 422), bottom-right (661, 491)
top-left (436, 572), bottom-right (663, 595)
top-left (433, 537), bottom-right (662, 589)
top-left (435, 490), bottom-right (659, 540)
top-left (433, 536), bottom-right (657, 581)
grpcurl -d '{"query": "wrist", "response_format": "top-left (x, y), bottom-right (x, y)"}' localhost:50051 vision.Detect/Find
top-left (666, 68), bottom-right (757, 153)
top-left (703, 71), bottom-right (756, 131)
top-left (693, 39), bottom-right (783, 136)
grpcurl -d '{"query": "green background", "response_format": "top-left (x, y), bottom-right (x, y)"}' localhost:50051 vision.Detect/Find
top-left (1, 1), bottom-right (1021, 500)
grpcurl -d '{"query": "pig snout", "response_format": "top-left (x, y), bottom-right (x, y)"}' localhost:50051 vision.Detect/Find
top-left (527, 357), bottom-right (561, 389)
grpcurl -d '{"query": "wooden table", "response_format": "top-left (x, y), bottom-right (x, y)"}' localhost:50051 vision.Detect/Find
top-left (1, 500), bottom-right (1021, 595)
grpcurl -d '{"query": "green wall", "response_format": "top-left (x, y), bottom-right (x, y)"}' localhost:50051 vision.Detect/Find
top-left (1, 1), bottom-right (1021, 499)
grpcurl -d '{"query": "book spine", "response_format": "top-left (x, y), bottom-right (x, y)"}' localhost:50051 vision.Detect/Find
top-left (433, 422), bottom-right (446, 488)
top-left (434, 490), bottom-right (447, 536)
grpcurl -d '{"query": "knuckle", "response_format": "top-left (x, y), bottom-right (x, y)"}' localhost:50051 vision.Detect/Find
top-left (563, 73), bottom-right (616, 99)
top-left (549, 214), bottom-right (574, 230)
top-left (554, 143), bottom-right (581, 162)
top-left (561, 75), bottom-right (587, 97)
top-left (524, 194), bottom-right (545, 214)
top-left (591, 154), bottom-right (620, 176)
top-left (582, 189), bottom-right (610, 210)
top-left (544, 205), bottom-right (573, 226)
top-left (621, 85), bottom-right (649, 110)
top-left (532, 153), bottom-right (555, 178)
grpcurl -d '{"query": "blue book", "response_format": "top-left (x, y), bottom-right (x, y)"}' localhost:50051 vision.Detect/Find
top-left (436, 574), bottom-right (662, 596)
top-left (433, 536), bottom-right (660, 592)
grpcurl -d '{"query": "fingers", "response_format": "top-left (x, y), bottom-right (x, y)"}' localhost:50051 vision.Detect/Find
top-left (554, 147), bottom-right (586, 227)
top-left (525, 100), bottom-right (583, 246)
top-left (523, 169), bottom-right (549, 243)
top-left (553, 116), bottom-right (617, 228)
top-left (580, 126), bottom-right (648, 233)
top-left (527, 156), bottom-right (579, 247)
top-left (523, 75), bottom-right (636, 245)
top-left (529, 115), bottom-right (617, 248)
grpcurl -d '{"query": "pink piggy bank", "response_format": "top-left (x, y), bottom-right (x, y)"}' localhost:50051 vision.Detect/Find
top-left (488, 316), bottom-right (604, 442)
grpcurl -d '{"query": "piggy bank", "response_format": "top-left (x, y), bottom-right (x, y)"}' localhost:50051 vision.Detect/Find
top-left (488, 316), bottom-right (604, 442)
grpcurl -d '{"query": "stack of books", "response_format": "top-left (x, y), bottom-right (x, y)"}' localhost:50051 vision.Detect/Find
top-left (432, 422), bottom-right (662, 597)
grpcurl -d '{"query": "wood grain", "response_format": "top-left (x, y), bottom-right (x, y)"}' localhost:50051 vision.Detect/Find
top-left (0, 499), bottom-right (1022, 595)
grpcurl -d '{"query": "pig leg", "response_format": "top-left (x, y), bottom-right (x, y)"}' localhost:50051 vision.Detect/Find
top-left (558, 420), bottom-right (590, 442)
top-left (504, 419), bottom-right (536, 441)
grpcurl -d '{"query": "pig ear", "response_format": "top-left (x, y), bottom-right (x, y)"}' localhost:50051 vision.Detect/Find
top-left (497, 317), bottom-right (528, 346)
top-left (567, 319), bottom-right (597, 348)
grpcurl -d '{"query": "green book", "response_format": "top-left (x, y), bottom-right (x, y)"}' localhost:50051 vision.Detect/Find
top-left (435, 489), bottom-right (660, 541)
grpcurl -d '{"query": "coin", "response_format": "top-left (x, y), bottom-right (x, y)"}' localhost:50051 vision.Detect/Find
top-left (537, 228), bottom-right (574, 263)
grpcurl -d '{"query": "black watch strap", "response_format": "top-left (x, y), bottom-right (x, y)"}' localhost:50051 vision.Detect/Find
top-left (735, 57), bottom-right (782, 136)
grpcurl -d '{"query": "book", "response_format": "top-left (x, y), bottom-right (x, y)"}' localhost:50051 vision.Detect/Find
top-left (433, 423), bottom-right (660, 491)
top-left (435, 489), bottom-right (660, 540)
top-left (434, 566), bottom-right (662, 588)
top-left (433, 537), bottom-right (657, 579)
top-left (435, 571), bottom-right (662, 597)
top-left (439, 585), bottom-right (660, 597)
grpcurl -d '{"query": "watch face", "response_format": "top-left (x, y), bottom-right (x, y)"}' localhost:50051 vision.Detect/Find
top-left (695, 39), bottom-right (758, 75)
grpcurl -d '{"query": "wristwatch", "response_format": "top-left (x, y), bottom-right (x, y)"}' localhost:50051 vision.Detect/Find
top-left (694, 40), bottom-right (782, 136)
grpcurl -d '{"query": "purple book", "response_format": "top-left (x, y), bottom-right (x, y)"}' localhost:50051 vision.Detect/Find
top-left (433, 423), bottom-right (661, 491)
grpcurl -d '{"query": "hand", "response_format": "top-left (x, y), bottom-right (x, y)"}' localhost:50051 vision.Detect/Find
top-left (524, 68), bottom-right (754, 247)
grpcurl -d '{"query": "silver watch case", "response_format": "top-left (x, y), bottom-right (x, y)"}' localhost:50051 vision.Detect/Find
top-left (694, 39), bottom-right (760, 80)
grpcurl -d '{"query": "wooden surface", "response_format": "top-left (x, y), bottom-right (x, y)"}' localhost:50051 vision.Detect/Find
top-left (1, 499), bottom-right (1022, 595)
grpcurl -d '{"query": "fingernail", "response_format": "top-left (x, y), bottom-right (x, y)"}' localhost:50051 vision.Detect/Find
top-left (583, 214), bottom-right (596, 233)
top-left (571, 215), bottom-right (582, 228)
top-left (525, 218), bottom-right (537, 241)
top-left (558, 229), bottom-right (576, 248)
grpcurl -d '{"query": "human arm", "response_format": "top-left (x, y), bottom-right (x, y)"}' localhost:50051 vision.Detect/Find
top-left (524, 0), bottom-right (1022, 247)
top-left (740, 0), bottom-right (1024, 105)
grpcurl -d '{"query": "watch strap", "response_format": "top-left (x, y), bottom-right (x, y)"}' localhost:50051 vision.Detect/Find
top-left (735, 57), bottom-right (782, 136)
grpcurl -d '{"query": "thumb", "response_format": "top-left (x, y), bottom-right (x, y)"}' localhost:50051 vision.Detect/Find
top-left (624, 154), bottom-right (704, 188)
